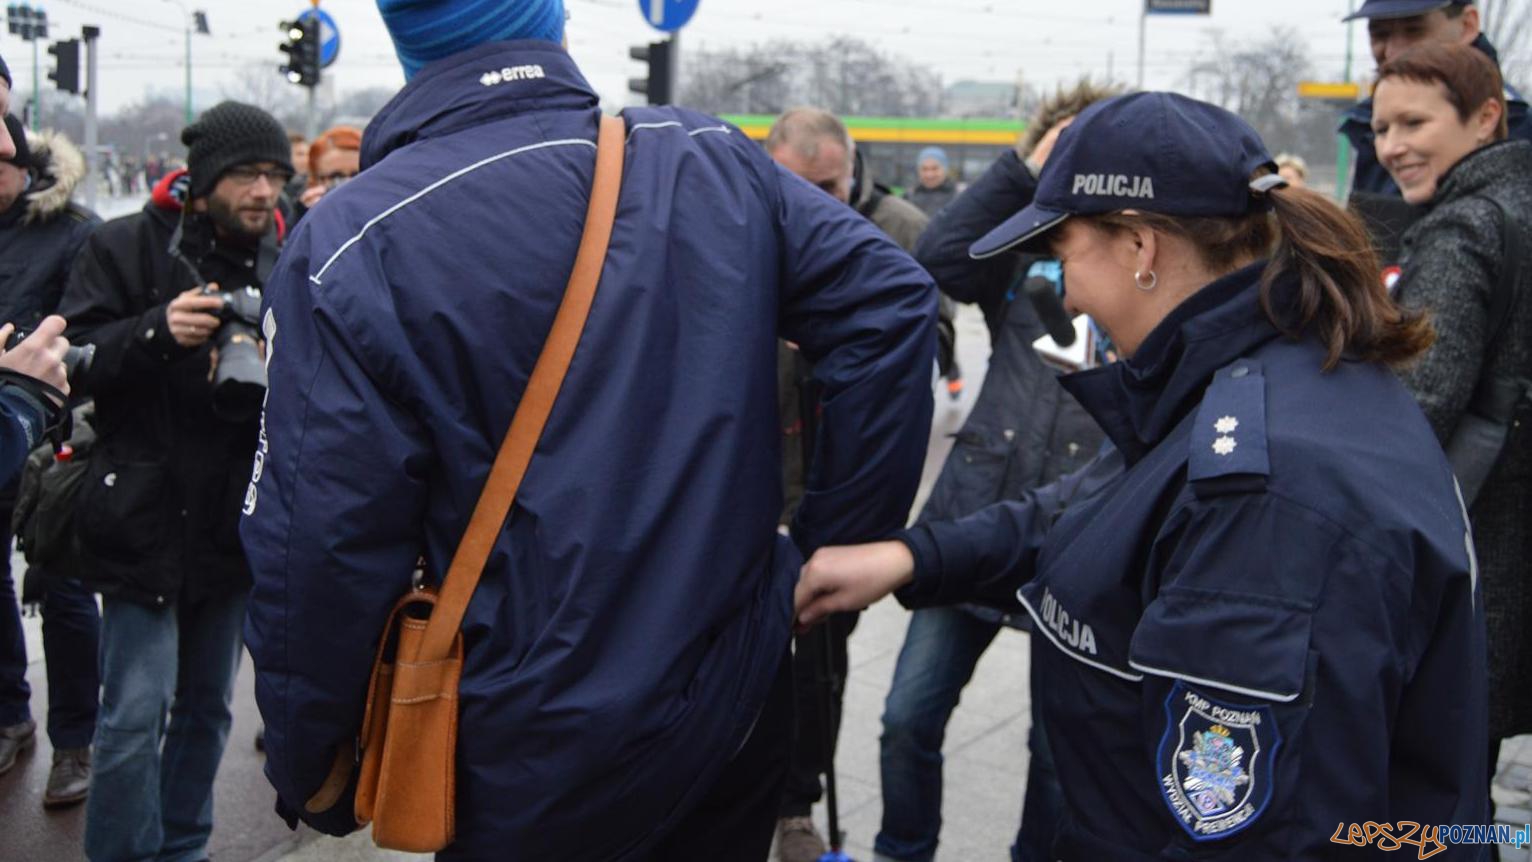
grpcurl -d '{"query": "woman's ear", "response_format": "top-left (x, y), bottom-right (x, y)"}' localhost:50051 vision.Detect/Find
top-left (1132, 223), bottom-right (1158, 280)
top-left (1474, 97), bottom-right (1505, 145)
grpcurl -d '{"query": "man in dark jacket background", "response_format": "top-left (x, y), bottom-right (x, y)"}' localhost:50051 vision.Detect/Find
top-left (242, 2), bottom-right (935, 860)
top-left (0, 115), bottom-right (101, 810)
top-left (1339, 0), bottom-right (1530, 197)
top-left (58, 100), bottom-right (291, 862)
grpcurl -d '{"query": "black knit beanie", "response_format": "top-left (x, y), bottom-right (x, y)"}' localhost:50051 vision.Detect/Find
top-left (3, 115), bottom-right (31, 169)
top-left (181, 101), bottom-right (293, 198)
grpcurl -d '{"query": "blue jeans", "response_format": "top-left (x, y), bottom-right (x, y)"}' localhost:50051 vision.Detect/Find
top-left (0, 505), bottom-right (102, 747)
top-left (874, 606), bottom-right (1061, 862)
top-left (85, 590), bottom-right (246, 862)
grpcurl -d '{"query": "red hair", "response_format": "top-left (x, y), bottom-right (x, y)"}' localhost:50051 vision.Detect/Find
top-left (308, 126), bottom-right (363, 178)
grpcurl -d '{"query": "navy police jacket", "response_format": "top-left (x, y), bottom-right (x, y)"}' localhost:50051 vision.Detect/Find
top-left (899, 264), bottom-right (1488, 859)
top-left (1342, 34), bottom-right (1531, 198)
top-left (241, 42), bottom-right (936, 860)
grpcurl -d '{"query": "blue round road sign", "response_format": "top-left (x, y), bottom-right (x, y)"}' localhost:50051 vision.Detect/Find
top-left (297, 8), bottom-right (341, 68)
top-left (637, 0), bottom-right (699, 33)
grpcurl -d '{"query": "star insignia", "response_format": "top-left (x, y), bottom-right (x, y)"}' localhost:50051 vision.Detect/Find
top-left (1212, 436), bottom-right (1237, 456)
top-left (1215, 416), bottom-right (1239, 434)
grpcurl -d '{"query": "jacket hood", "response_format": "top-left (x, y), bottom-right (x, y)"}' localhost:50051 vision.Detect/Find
top-left (151, 168), bottom-right (190, 213)
top-left (362, 40), bottom-right (598, 170)
top-left (20, 128), bottom-right (85, 225)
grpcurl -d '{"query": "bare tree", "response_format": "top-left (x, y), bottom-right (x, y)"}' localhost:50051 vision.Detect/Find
top-left (220, 61), bottom-right (304, 127)
top-left (1481, 0), bottom-right (1531, 90)
top-left (1180, 28), bottom-right (1336, 166)
top-left (679, 36), bottom-right (944, 117)
top-left (99, 94), bottom-right (188, 163)
top-left (330, 87), bottom-right (396, 128)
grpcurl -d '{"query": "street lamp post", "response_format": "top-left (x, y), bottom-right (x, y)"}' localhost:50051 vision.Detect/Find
top-left (1337, 0), bottom-right (1356, 201)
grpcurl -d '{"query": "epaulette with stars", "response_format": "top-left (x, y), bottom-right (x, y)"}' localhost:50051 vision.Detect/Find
top-left (1188, 360), bottom-right (1270, 498)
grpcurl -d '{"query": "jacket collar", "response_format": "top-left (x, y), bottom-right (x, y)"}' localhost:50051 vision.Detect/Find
top-left (1431, 139), bottom-right (1532, 205)
top-left (0, 193), bottom-right (27, 230)
top-left (1061, 262), bottom-right (1285, 465)
top-left (362, 40), bottom-right (599, 170)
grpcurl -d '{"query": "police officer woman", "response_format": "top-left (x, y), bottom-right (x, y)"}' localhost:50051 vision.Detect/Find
top-left (796, 92), bottom-right (1488, 859)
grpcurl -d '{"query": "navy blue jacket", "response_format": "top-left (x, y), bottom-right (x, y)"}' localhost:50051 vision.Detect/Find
top-left (1342, 34), bottom-right (1530, 197)
top-left (0, 386), bottom-right (50, 488)
top-left (913, 150), bottom-right (1104, 629)
top-left (241, 42), bottom-right (935, 860)
top-left (899, 265), bottom-right (1487, 859)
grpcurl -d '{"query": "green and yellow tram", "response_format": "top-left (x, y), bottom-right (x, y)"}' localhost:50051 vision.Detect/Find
top-left (721, 114), bottom-right (1026, 191)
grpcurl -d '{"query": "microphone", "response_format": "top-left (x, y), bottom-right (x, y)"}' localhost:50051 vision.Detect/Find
top-left (1025, 276), bottom-right (1075, 347)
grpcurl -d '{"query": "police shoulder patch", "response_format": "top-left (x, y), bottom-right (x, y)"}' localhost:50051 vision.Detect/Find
top-left (1157, 681), bottom-right (1281, 841)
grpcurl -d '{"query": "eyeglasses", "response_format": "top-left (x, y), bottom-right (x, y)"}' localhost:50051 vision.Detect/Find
top-left (224, 165), bottom-right (294, 188)
top-left (320, 171), bottom-right (355, 189)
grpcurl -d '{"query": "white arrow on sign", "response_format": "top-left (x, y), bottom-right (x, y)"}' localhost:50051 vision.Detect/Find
top-left (648, 0), bottom-right (664, 27)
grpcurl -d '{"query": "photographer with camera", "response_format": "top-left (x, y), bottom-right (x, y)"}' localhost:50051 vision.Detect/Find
top-left (0, 106), bottom-right (102, 810)
top-left (55, 100), bottom-right (290, 862)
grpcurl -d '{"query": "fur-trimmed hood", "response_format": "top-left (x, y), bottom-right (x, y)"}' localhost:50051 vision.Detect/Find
top-left (21, 128), bottom-right (85, 225)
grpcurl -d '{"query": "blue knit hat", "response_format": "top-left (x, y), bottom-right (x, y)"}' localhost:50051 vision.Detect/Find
top-left (377, 0), bottom-right (566, 80)
top-left (917, 146), bottom-right (949, 170)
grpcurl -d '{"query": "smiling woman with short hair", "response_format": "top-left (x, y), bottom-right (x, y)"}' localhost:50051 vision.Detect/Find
top-left (1372, 40), bottom-right (1532, 795)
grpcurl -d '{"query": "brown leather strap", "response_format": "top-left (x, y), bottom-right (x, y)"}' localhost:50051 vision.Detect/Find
top-left (414, 114), bottom-right (626, 662)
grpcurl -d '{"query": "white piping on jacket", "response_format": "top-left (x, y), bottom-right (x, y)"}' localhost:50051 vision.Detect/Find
top-left (310, 137), bottom-right (598, 285)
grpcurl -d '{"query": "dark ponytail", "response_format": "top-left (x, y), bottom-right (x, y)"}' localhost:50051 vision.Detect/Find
top-left (1261, 185), bottom-right (1434, 369)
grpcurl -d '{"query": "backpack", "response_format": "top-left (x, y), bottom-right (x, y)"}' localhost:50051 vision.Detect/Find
top-left (12, 402), bottom-right (96, 581)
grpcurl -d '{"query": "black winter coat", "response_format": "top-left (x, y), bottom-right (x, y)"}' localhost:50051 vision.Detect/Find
top-left (57, 191), bottom-right (279, 607)
top-left (914, 149), bottom-right (1104, 626)
top-left (0, 131), bottom-right (98, 331)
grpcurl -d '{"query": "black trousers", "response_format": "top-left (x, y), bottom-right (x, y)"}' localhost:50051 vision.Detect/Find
top-left (644, 650), bottom-right (795, 861)
top-left (780, 611), bottom-right (860, 818)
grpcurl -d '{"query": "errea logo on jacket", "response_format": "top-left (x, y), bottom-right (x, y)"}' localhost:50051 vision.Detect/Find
top-left (480, 65), bottom-right (546, 87)
top-left (1073, 173), bottom-right (1155, 199)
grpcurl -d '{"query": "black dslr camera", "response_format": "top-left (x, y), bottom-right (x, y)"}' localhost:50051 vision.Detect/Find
top-left (202, 284), bottom-right (265, 422)
top-left (4, 327), bottom-right (95, 389)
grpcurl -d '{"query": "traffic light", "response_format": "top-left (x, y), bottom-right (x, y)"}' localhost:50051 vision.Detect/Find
top-left (278, 16), bottom-right (320, 88)
top-left (628, 40), bottom-right (673, 106)
top-left (6, 3), bottom-right (45, 40)
top-left (47, 38), bottom-right (79, 95)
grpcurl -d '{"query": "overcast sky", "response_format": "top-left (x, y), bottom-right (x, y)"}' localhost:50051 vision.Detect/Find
top-left (0, 0), bottom-right (1501, 116)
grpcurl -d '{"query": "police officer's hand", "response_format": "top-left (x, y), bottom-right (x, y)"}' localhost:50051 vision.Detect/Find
top-left (0, 316), bottom-right (70, 405)
top-left (167, 285), bottom-right (225, 348)
top-left (794, 541), bottom-right (915, 629)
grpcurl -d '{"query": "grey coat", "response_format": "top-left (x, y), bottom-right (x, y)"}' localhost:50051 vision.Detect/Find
top-left (1395, 139), bottom-right (1532, 739)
